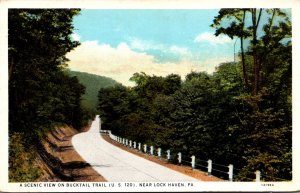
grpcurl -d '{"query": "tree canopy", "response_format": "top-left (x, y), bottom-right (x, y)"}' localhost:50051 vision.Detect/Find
top-left (8, 9), bottom-right (92, 181)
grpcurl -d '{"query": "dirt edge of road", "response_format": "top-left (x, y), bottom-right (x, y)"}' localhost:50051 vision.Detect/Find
top-left (101, 134), bottom-right (223, 182)
top-left (36, 125), bottom-right (106, 182)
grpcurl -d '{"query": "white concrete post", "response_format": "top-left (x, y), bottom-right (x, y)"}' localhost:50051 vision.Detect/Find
top-left (138, 143), bottom-right (141, 151)
top-left (133, 141), bottom-right (136, 149)
top-left (143, 144), bottom-right (147, 153)
top-left (191, 155), bottom-right (195, 169)
top-left (129, 140), bottom-right (132, 147)
top-left (228, 164), bottom-right (233, 182)
top-left (255, 170), bottom-right (261, 182)
top-left (157, 148), bottom-right (161, 157)
top-left (208, 159), bottom-right (212, 176)
top-left (177, 152), bottom-right (182, 164)
top-left (122, 138), bottom-right (125, 145)
top-left (166, 150), bottom-right (171, 160)
top-left (125, 139), bottom-right (128, 146)
top-left (150, 146), bottom-right (154, 155)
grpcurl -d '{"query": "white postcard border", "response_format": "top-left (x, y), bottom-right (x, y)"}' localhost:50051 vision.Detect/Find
top-left (1, 0), bottom-right (299, 192)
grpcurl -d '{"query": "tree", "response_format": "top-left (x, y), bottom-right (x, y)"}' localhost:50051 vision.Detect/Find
top-left (98, 84), bottom-right (132, 134)
top-left (211, 8), bottom-right (290, 96)
top-left (8, 9), bottom-right (87, 181)
top-left (211, 9), bottom-right (250, 88)
top-left (9, 9), bottom-right (82, 136)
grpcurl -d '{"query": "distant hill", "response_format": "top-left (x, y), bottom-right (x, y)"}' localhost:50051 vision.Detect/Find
top-left (66, 70), bottom-right (118, 111)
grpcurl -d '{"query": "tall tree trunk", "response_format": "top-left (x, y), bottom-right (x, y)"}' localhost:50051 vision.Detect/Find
top-left (251, 8), bottom-right (263, 96)
top-left (241, 9), bottom-right (248, 88)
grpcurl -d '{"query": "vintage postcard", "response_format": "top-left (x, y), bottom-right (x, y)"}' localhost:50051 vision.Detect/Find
top-left (0, 0), bottom-right (299, 192)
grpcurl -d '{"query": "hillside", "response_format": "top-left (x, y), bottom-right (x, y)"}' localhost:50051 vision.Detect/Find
top-left (66, 70), bottom-right (118, 111)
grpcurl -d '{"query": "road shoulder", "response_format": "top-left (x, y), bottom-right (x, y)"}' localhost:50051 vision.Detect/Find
top-left (101, 134), bottom-right (223, 182)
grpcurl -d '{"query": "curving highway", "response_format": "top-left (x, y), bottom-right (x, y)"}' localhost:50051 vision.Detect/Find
top-left (72, 116), bottom-right (199, 182)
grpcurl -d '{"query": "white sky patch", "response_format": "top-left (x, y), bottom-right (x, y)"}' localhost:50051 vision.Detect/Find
top-left (129, 38), bottom-right (191, 57)
top-left (169, 45), bottom-right (190, 56)
top-left (129, 38), bottom-right (163, 51)
top-left (71, 32), bottom-right (81, 41)
top-left (66, 40), bottom-right (230, 86)
top-left (194, 32), bottom-right (232, 45)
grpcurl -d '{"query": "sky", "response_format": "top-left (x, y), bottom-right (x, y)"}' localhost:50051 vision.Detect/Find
top-left (66, 9), bottom-right (256, 86)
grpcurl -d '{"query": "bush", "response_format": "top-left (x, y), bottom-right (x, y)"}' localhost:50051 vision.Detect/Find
top-left (9, 132), bottom-right (41, 182)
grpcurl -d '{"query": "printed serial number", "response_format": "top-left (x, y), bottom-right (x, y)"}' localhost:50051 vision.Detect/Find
top-left (261, 183), bottom-right (274, 186)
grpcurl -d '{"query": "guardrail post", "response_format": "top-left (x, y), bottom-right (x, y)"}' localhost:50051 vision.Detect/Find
top-left (150, 146), bottom-right (154, 155)
top-left (166, 150), bottom-right (171, 161)
top-left (138, 143), bottom-right (141, 151)
top-left (133, 141), bottom-right (136, 149)
top-left (255, 170), bottom-right (261, 182)
top-left (208, 159), bottom-right (212, 176)
top-left (122, 138), bottom-right (125, 145)
top-left (143, 144), bottom-right (147, 153)
top-left (157, 148), bottom-right (161, 157)
top-left (129, 140), bottom-right (132, 147)
top-left (191, 155), bottom-right (195, 169)
top-left (177, 152), bottom-right (182, 164)
top-left (126, 139), bottom-right (128, 146)
top-left (228, 164), bottom-right (233, 182)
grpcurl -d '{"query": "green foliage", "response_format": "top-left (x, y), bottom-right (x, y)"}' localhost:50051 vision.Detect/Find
top-left (9, 132), bottom-right (41, 182)
top-left (9, 9), bottom-right (86, 133)
top-left (211, 8), bottom-right (290, 96)
top-left (8, 9), bottom-right (90, 181)
top-left (210, 8), bottom-right (292, 180)
top-left (98, 84), bottom-right (133, 135)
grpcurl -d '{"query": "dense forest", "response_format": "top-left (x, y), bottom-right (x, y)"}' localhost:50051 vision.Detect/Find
top-left (66, 70), bottom-right (118, 112)
top-left (98, 9), bottom-right (292, 181)
top-left (8, 9), bottom-right (91, 181)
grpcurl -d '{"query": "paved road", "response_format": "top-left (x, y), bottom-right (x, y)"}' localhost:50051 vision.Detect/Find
top-left (72, 116), bottom-right (199, 182)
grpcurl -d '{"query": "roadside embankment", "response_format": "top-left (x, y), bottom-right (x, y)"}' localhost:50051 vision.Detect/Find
top-left (36, 125), bottom-right (106, 181)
